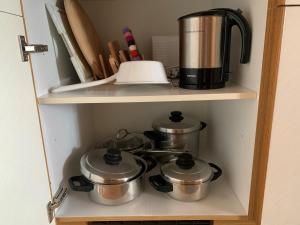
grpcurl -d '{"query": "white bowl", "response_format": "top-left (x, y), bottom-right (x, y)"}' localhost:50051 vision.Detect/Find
top-left (115, 61), bottom-right (170, 85)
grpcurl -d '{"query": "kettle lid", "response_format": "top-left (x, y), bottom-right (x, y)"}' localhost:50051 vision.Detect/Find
top-left (178, 8), bottom-right (242, 20)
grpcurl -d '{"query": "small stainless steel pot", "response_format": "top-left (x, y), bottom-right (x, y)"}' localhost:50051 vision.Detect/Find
top-left (149, 153), bottom-right (222, 201)
top-left (69, 148), bottom-right (156, 205)
top-left (144, 111), bottom-right (207, 160)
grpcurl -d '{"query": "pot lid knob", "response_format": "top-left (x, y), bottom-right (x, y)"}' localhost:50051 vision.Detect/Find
top-left (176, 153), bottom-right (195, 170)
top-left (169, 111), bottom-right (184, 123)
top-left (103, 148), bottom-right (122, 165)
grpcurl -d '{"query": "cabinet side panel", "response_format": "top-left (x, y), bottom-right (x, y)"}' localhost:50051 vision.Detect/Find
top-left (39, 105), bottom-right (96, 191)
top-left (261, 7), bottom-right (300, 225)
top-left (208, 0), bottom-right (268, 211)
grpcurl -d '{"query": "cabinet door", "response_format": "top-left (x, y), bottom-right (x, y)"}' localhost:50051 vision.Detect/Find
top-left (0, 0), bottom-right (22, 16)
top-left (261, 6), bottom-right (300, 225)
top-left (0, 12), bottom-right (51, 225)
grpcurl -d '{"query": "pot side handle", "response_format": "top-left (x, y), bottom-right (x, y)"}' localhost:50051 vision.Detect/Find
top-left (149, 175), bottom-right (173, 193)
top-left (208, 163), bottom-right (223, 182)
top-left (200, 122), bottom-right (207, 131)
top-left (144, 131), bottom-right (165, 141)
top-left (142, 155), bottom-right (157, 172)
top-left (69, 176), bottom-right (94, 192)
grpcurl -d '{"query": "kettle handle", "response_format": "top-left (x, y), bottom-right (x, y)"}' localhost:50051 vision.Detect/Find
top-left (225, 8), bottom-right (252, 64)
top-left (210, 8), bottom-right (252, 80)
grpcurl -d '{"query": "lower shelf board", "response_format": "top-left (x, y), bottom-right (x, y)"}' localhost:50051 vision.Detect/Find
top-left (56, 178), bottom-right (247, 223)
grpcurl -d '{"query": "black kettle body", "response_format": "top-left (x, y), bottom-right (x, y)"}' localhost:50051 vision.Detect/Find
top-left (178, 8), bottom-right (252, 90)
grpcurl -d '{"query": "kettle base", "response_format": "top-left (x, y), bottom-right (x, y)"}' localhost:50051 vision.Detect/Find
top-left (179, 68), bottom-right (227, 90)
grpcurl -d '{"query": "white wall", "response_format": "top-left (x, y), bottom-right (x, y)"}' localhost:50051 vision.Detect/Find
top-left (80, 0), bottom-right (213, 60)
top-left (208, 0), bottom-right (268, 211)
top-left (261, 6), bottom-right (300, 225)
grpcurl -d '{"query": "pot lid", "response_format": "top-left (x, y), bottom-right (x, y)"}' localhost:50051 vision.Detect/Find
top-left (161, 153), bottom-right (213, 184)
top-left (153, 111), bottom-right (202, 134)
top-left (102, 129), bottom-right (145, 152)
top-left (80, 148), bottom-right (143, 184)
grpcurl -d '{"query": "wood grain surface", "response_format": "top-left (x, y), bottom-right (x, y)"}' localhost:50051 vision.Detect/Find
top-left (64, 0), bottom-right (104, 79)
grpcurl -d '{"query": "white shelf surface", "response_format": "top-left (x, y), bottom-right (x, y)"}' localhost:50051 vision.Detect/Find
top-left (56, 177), bottom-right (247, 223)
top-left (38, 83), bottom-right (257, 105)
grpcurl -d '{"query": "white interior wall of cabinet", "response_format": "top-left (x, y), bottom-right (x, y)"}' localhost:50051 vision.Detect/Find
top-left (261, 7), bottom-right (300, 225)
top-left (22, 0), bottom-right (78, 96)
top-left (207, 0), bottom-right (268, 211)
top-left (39, 105), bottom-right (96, 191)
top-left (80, 0), bottom-right (213, 60)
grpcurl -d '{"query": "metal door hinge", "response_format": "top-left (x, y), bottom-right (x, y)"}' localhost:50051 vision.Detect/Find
top-left (47, 183), bottom-right (69, 223)
top-left (18, 35), bottom-right (48, 62)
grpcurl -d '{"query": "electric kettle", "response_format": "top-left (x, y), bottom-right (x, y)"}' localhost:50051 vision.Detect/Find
top-left (178, 8), bottom-right (252, 90)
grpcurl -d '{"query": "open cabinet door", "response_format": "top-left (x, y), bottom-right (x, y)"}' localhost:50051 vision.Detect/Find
top-left (0, 12), bottom-right (51, 225)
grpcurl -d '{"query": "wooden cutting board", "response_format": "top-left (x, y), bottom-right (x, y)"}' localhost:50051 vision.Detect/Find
top-left (64, 0), bottom-right (104, 79)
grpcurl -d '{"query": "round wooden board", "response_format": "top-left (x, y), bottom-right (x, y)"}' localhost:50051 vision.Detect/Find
top-left (64, 0), bottom-right (104, 79)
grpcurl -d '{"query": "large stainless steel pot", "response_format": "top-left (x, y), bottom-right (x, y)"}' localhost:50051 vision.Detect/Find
top-left (144, 111), bottom-right (207, 159)
top-left (149, 153), bottom-right (222, 201)
top-left (69, 148), bottom-right (156, 205)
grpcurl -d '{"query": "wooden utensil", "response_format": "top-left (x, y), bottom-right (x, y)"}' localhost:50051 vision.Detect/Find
top-left (119, 50), bottom-right (130, 62)
top-left (64, 0), bottom-right (104, 79)
top-left (108, 41), bottom-right (121, 63)
top-left (99, 54), bottom-right (109, 78)
top-left (109, 55), bottom-right (120, 74)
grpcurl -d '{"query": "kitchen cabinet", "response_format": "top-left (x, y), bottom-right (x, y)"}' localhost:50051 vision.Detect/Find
top-left (0, 11), bottom-right (51, 225)
top-left (0, 0), bottom-right (22, 16)
top-left (0, 0), bottom-right (298, 225)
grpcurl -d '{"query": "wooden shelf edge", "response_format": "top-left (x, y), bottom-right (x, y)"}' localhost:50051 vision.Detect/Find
top-left (38, 93), bottom-right (256, 105)
top-left (56, 215), bottom-right (248, 223)
top-left (37, 84), bottom-right (257, 105)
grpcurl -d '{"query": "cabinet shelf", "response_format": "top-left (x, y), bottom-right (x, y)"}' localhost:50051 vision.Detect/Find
top-left (56, 178), bottom-right (247, 223)
top-left (38, 83), bottom-right (256, 105)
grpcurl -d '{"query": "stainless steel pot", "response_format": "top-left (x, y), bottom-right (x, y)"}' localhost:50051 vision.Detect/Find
top-left (69, 148), bottom-right (156, 205)
top-left (144, 111), bottom-right (207, 159)
top-left (149, 153), bottom-right (222, 201)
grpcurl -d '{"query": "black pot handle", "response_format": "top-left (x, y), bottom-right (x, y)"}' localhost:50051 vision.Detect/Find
top-left (142, 155), bottom-right (157, 172)
top-left (69, 176), bottom-right (94, 192)
top-left (144, 131), bottom-right (165, 141)
top-left (149, 175), bottom-right (173, 193)
top-left (199, 122), bottom-right (207, 131)
top-left (208, 163), bottom-right (223, 182)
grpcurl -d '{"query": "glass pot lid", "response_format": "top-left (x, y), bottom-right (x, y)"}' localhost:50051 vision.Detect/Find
top-left (80, 148), bottom-right (143, 184)
top-left (161, 153), bottom-right (213, 184)
top-left (102, 129), bottom-right (145, 152)
top-left (152, 111), bottom-right (202, 134)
